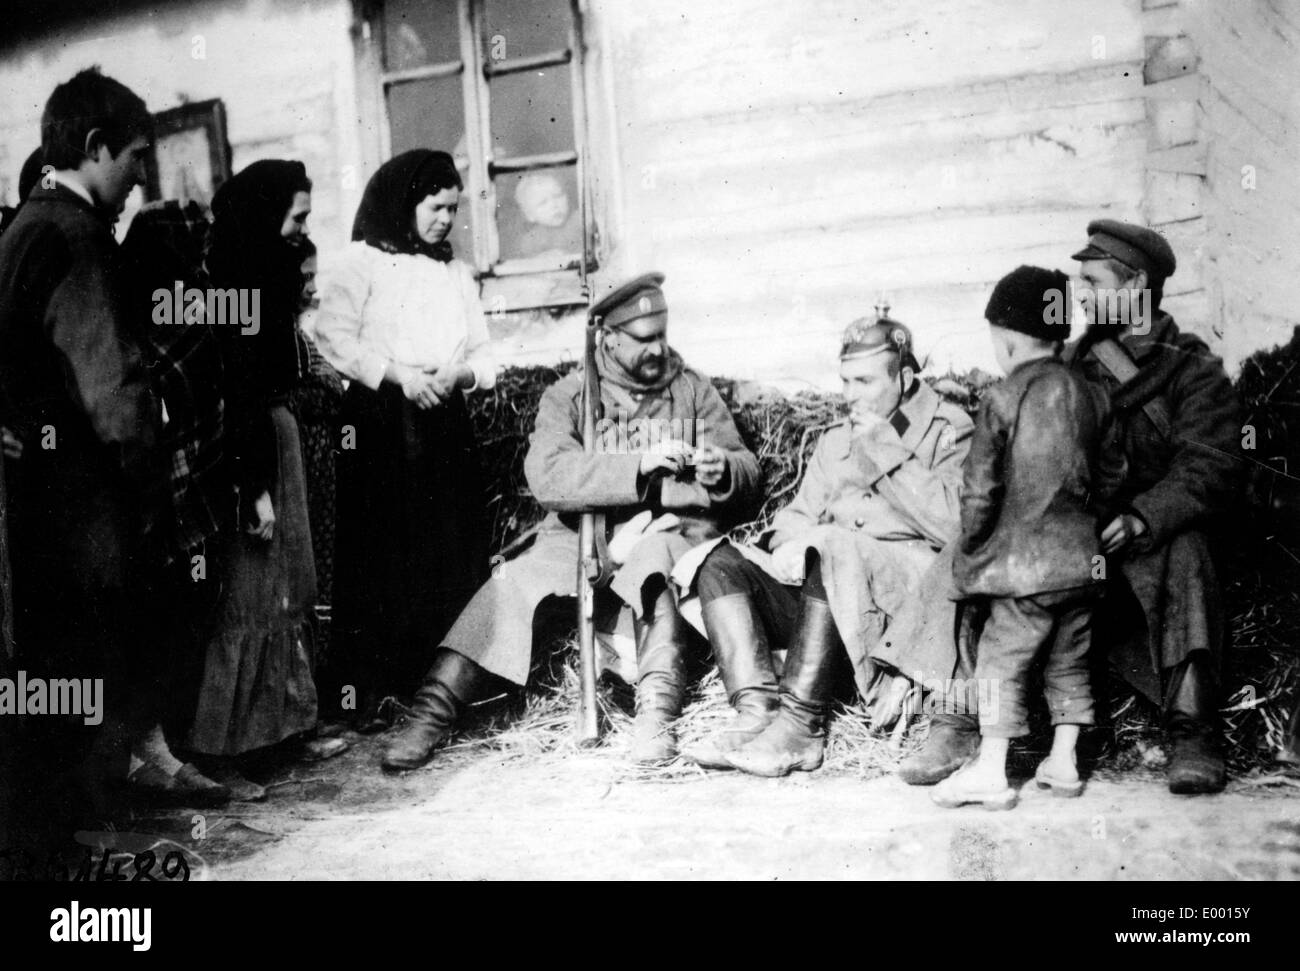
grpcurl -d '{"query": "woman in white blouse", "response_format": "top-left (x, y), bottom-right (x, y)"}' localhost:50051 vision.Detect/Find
top-left (314, 149), bottom-right (497, 731)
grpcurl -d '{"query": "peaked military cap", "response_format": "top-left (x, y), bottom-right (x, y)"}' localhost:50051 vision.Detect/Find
top-left (1071, 219), bottom-right (1177, 280)
top-left (592, 271), bottom-right (667, 330)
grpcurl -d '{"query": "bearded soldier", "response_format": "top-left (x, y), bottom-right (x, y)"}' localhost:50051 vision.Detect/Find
top-left (381, 272), bottom-right (761, 771)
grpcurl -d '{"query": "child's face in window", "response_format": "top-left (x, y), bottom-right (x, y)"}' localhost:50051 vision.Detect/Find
top-left (518, 175), bottom-right (570, 227)
top-left (413, 187), bottom-right (459, 245)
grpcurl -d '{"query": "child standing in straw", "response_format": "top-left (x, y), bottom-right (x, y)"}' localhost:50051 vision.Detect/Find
top-left (933, 265), bottom-right (1124, 810)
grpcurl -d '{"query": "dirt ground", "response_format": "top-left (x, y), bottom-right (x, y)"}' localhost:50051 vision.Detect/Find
top-left (106, 726), bottom-right (1300, 881)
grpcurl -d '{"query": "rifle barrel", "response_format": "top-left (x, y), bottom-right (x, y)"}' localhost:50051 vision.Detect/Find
top-left (574, 322), bottom-right (601, 744)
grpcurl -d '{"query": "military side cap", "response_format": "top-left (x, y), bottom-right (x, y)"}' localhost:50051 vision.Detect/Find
top-left (592, 271), bottom-right (667, 330)
top-left (985, 265), bottom-right (1071, 341)
top-left (840, 316), bottom-right (918, 370)
top-left (1071, 219), bottom-right (1176, 279)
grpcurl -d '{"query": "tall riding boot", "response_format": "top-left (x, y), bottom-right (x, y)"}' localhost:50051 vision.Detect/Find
top-left (629, 587), bottom-right (689, 764)
top-left (683, 595), bottom-right (780, 769)
top-left (1164, 652), bottom-right (1226, 794)
top-left (725, 593), bottom-right (841, 777)
top-left (381, 648), bottom-right (489, 772)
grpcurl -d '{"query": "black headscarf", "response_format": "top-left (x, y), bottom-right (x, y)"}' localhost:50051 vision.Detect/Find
top-left (204, 159), bottom-right (312, 500)
top-left (205, 159), bottom-right (311, 375)
top-left (207, 159), bottom-right (312, 288)
top-left (351, 149), bottom-right (462, 262)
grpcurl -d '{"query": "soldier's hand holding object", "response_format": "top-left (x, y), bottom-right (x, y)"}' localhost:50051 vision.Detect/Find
top-left (640, 438), bottom-right (692, 477)
top-left (694, 444), bottom-right (728, 487)
top-left (607, 510), bottom-right (682, 565)
top-left (771, 541), bottom-right (808, 585)
top-left (1101, 512), bottom-right (1147, 554)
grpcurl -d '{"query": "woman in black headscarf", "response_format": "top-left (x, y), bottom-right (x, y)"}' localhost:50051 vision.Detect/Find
top-left (185, 159), bottom-right (323, 798)
top-left (315, 149), bottom-right (496, 730)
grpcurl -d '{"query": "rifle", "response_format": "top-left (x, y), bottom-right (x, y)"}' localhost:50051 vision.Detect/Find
top-left (574, 145), bottom-right (601, 745)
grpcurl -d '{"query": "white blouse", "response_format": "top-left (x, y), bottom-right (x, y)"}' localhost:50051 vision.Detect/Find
top-left (314, 240), bottom-right (497, 392)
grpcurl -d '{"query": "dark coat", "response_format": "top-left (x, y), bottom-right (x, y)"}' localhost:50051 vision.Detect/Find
top-left (881, 314), bottom-right (1245, 705)
top-left (1064, 314), bottom-right (1242, 548)
top-left (1063, 313), bottom-right (1245, 698)
top-left (0, 184), bottom-right (163, 597)
top-left (442, 356), bottom-right (762, 684)
top-left (953, 356), bottom-right (1123, 598)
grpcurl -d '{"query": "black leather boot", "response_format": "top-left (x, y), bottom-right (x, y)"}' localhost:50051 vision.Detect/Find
top-left (725, 593), bottom-right (840, 777)
top-left (897, 711), bottom-right (980, 785)
top-left (381, 648), bottom-right (487, 772)
top-left (629, 587), bottom-right (689, 764)
top-left (1164, 652), bottom-right (1226, 794)
top-left (683, 594), bottom-right (780, 769)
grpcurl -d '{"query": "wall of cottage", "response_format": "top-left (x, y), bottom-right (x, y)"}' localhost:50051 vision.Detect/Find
top-left (590, 0), bottom-right (1152, 386)
top-left (1, 0), bottom-right (1293, 386)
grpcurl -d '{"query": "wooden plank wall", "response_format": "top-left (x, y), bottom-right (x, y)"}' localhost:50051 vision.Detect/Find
top-left (2, 1), bottom-right (1292, 383)
top-left (593, 0), bottom-right (1153, 387)
top-left (1181, 0), bottom-right (1300, 371)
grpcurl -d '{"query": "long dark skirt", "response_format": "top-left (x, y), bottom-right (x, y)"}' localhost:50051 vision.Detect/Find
top-left (328, 382), bottom-right (489, 711)
top-left (187, 406), bottom-right (318, 756)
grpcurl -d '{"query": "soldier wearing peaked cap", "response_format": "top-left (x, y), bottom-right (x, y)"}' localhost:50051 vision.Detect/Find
top-left (684, 307), bottom-right (974, 776)
top-left (382, 272), bottom-right (762, 771)
top-left (1070, 219), bottom-right (1244, 793)
top-left (895, 221), bottom-right (1246, 795)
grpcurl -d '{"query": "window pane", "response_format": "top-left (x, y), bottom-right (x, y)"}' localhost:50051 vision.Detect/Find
top-left (489, 66), bottom-right (574, 158)
top-left (482, 0), bottom-right (571, 62)
top-left (384, 0), bottom-right (462, 71)
top-left (496, 167), bottom-right (581, 263)
top-left (386, 77), bottom-right (475, 258)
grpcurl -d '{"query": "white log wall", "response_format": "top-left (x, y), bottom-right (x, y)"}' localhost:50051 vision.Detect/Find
top-left (1, 0), bottom-right (1295, 385)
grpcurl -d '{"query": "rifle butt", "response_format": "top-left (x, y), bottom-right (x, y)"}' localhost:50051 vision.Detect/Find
top-left (575, 513), bottom-right (601, 745)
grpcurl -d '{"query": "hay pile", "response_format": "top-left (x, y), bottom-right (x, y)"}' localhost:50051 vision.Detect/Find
top-left (468, 366), bottom-right (997, 552)
top-left (444, 647), bottom-right (909, 783)
top-left (470, 361), bottom-right (576, 554)
top-left (457, 343), bottom-right (1300, 784)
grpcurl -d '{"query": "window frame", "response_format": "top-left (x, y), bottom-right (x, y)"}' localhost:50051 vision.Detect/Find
top-left (357, 0), bottom-right (594, 310)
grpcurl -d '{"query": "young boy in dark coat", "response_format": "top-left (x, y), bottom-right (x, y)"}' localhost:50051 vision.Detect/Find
top-left (933, 266), bottom-right (1124, 810)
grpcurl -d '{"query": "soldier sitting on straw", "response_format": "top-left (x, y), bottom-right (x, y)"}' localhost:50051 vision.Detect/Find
top-left (681, 307), bottom-right (974, 776)
top-left (381, 272), bottom-right (762, 771)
